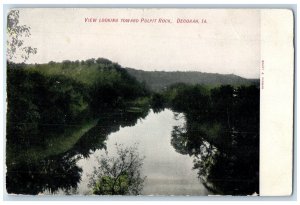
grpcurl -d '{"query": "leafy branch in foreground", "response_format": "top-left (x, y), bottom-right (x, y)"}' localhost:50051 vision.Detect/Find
top-left (88, 143), bottom-right (145, 195)
top-left (7, 10), bottom-right (37, 62)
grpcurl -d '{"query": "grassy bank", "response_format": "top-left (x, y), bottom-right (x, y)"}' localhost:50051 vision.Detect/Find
top-left (6, 119), bottom-right (99, 165)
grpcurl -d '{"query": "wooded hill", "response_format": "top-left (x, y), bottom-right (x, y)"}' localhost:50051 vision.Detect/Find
top-left (6, 58), bottom-right (149, 148)
top-left (125, 67), bottom-right (259, 92)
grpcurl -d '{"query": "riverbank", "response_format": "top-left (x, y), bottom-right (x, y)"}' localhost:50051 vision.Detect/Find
top-left (6, 118), bottom-right (99, 165)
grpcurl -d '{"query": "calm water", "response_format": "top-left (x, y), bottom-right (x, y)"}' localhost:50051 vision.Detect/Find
top-left (74, 109), bottom-right (209, 195)
top-left (7, 87), bottom-right (259, 196)
top-left (7, 107), bottom-right (258, 195)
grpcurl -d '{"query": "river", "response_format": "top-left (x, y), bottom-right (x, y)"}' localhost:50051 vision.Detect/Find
top-left (6, 90), bottom-right (259, 196)
top-left (6, 106), bottom-right (258, 196)
top-left (75, 108), bottom-right (209, 195)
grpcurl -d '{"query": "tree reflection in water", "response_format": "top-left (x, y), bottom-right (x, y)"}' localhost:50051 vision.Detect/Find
top-left (6, 108), bottom-right (149, 195)
top-left (6, 153), bottom-right (82, 195)
top-left (6, 84), bottom-right (258, 195)
top-left (170, 85), bottom-right (259, 195)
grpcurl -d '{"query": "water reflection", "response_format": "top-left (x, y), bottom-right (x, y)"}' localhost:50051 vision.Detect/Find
top-left (6, 153), bottom-right (82, 195)
top-left (6, 85), bottom-right (259, 196)
top-left (69, 109), bottom-right (149, 158)
top-left (170, 89), bottom-right (259, 196)
top-left (171, 114), bottom-right (259, 195)
top-left (75, 109), bottom-right (210, 195)
top-left (6, 108), bottom-right (149, 195)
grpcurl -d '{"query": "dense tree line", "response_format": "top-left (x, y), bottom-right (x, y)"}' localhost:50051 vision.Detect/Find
top-left (6, 59), bottom-right (149, 148)
top-left (7, 66), bottom-right (88, 147)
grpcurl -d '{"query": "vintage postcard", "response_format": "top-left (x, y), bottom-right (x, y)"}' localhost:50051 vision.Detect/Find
top-left (5, 8), bottom-right (294, 196)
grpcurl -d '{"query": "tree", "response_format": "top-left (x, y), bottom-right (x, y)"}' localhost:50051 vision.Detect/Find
top-left (86, 58), bottom-right (95, 66)
top-left (88, 144), bottom-right (146, 195)
top-left (151, 93), bottom-right (166, 113)
top-left (96, 57), bottom-right (112, 65)
top-left (7, 10), bottom-right (37, 62)
top-left (62, 60), bottom-right (72, 69)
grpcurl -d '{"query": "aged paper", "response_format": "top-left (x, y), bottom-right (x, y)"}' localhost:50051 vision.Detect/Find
top-left (260, 9), bottom-right (294, 196)
top-left (5, 8), bottom-right (294, 196)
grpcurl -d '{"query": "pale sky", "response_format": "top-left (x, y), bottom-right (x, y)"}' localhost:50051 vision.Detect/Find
top-left (13, 9), bottom-right (261, 78)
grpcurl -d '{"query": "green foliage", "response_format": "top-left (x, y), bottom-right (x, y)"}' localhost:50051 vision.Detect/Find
top-left (6, 102), bottom-right (150, 195)
top-left (6, 58), bottom-right (149, 148)
top-left (163, 84), bottom-right (210, 113)
top-left (6, 152), bottom-right (82, 195)
top-left (168, 84), bottom-right (260, 195)
top-left (92, 174), bottom-right (129, 195)
top-left (7, 55), bottom-right (259, 195)
top-left (96, 57), bottom-right (112, 65)
top-left (150, 93), bottom-right (166, 113)
top-left (7, 66), bottom-right (89, 147)
top-left (89, 144), bottom-right (145, 195)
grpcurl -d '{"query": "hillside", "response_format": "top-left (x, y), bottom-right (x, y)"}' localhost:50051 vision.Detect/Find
top-left (125, 68), bottom-right (258, 91)
top-left (26, 59), bottom-right (133, 86)
top-left (7, 58), bottom-right (150, 148)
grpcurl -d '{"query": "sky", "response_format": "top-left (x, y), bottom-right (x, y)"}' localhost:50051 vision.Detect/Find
top-left (11, 8), bottom-right (260, 78)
